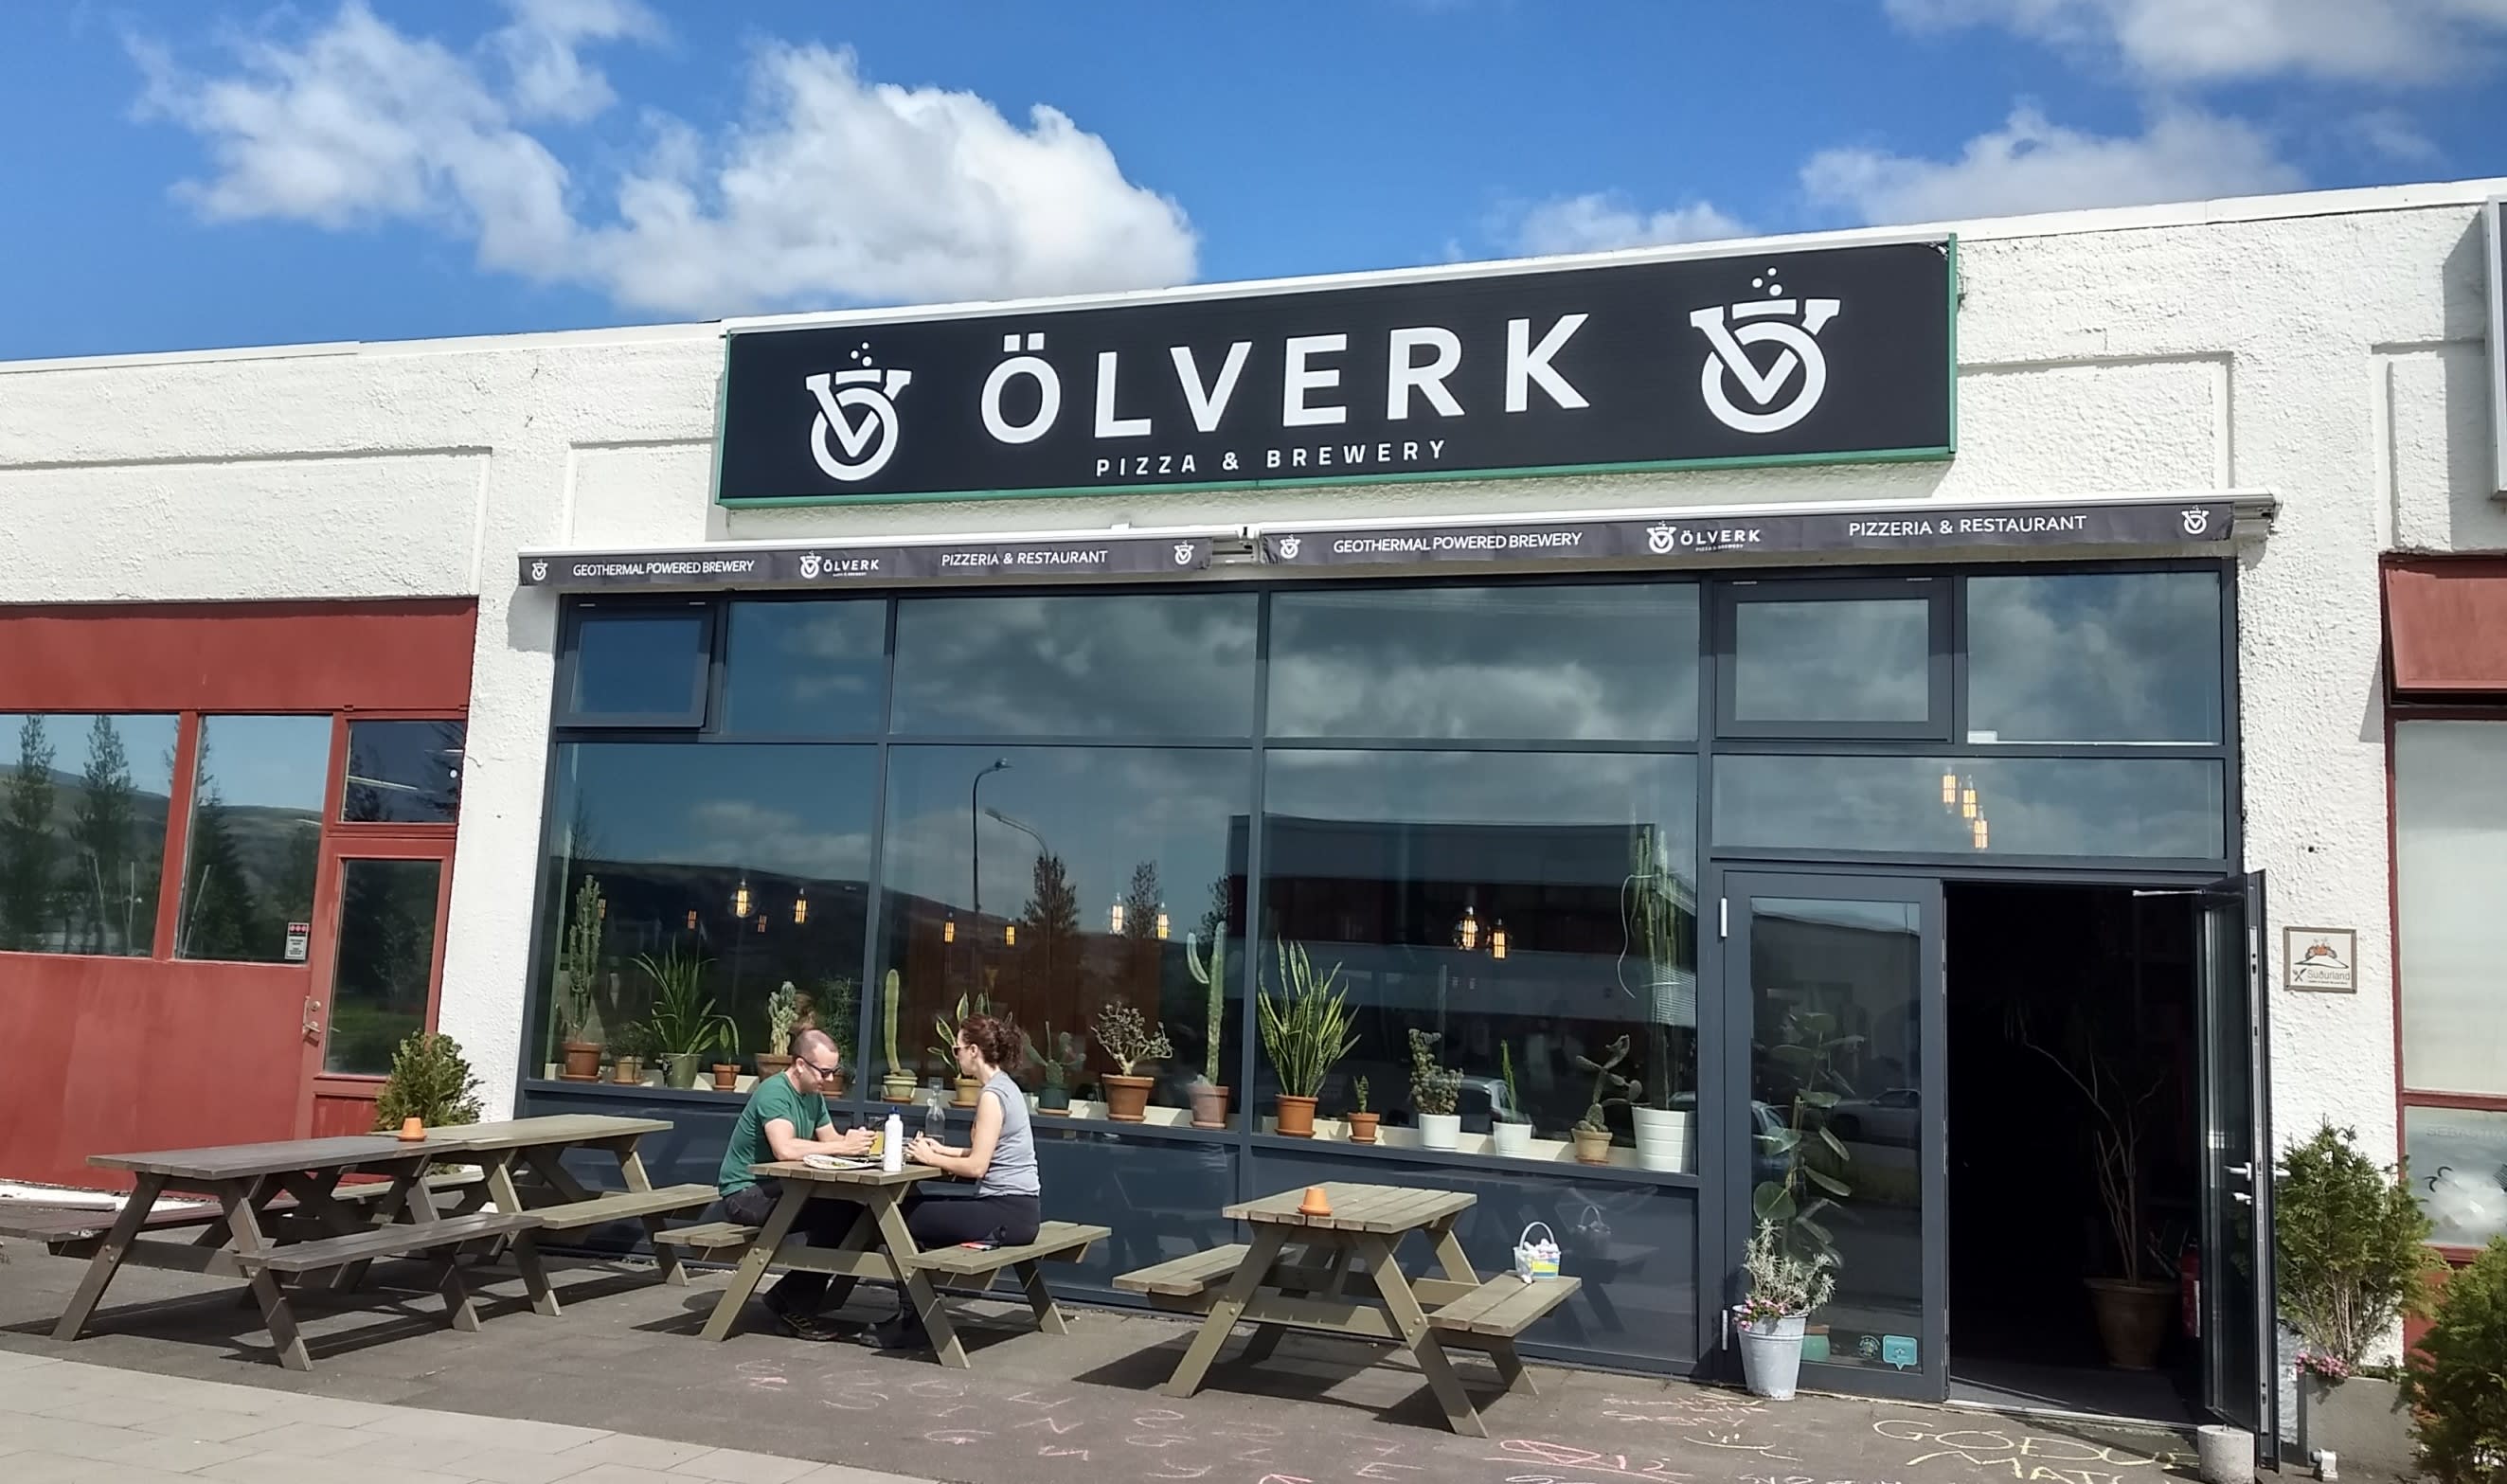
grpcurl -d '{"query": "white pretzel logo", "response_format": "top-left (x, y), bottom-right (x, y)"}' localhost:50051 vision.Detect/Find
top-left (1691, 267), bottom-right (1841, 436)
top-left (806, 344), bottom-right (913, 483)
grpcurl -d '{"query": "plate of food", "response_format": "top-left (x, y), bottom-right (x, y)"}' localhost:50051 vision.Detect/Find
top-left (802, 1153), bottom-right (876, 1171)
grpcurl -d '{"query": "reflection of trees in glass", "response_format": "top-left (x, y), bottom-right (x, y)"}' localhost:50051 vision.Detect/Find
top-left (71, 716), bottom-right (137, 954)
top-left (1195, 873), bottom-right (1229, 945)
top-left (1, 717), bottom-right (59, 951)
top-left (1016, 852), bottom-right (1082, 1003)
top-left (1122, 860), bottom-right (1162, 939)
top-left (330, 862), bottom-right (437, 1074)
top-left (180, 740), bottom-right (270, 961)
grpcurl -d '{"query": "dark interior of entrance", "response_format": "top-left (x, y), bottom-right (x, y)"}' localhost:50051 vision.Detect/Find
top-left (1944, 883), bottom-right (2202, 1422)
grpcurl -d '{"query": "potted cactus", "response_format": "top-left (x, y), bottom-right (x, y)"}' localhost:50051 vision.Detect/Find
top-left (1347, 1076), bottom-right (1379, 1144)
top-left (758, 980), bottom-right (805, 1079)
top-left (1572, 1034), bottom-right (1639, 1165)
top-left (1035, 1024), bottom-right (1084, 1115)
top-left (1409, 1029), bottom-right (1462, 1151)
top-left (1187, 930), bottom-right (1230, 1128)
top-left (879, 969), bottom-right (916, 1101)
top-left (1492, 1043), bottom-right (1534, 1157)
top-left (555, 875), bottom-right (604, 1081)
top-left (1094, 999), bottom-right (1172, 1122)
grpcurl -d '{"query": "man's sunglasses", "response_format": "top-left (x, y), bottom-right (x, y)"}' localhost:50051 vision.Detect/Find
top-left (802, 1060), bottom-right (840, 1078)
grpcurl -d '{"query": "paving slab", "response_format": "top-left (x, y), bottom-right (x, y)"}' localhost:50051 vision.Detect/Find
top-left (0, 1241), bottom-right (2229, 1484)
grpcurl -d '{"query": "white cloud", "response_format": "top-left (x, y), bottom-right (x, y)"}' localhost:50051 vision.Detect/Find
top-left (129, 1), bottom-right (1195, 317)
top-left (1886, 0), bottom-right (2507, 85)
top-left (1800, 104), bottom-right (2304, 225)
top-left (2346, 107), bottom-right (2442, 164)
top-left (1504, 192), bottom-right (1745, 257)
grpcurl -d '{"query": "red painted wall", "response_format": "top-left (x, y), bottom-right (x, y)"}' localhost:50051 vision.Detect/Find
top-left (0, 599), bottom-right (477, 1188)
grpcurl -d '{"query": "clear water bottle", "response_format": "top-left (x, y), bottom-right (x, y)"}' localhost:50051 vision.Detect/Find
top-left (923, 1087), bottom-right (948, 1146)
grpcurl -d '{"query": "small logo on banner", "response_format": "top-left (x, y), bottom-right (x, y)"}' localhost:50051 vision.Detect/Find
top-left (2180, 507), bottom-right (2212, 536)
top-left (1173, 542), bottom-right (1197, 566)
top-left (1645, 524), bottom-right (1678, 555)
top-left (1691, 265), bottom-right (1841, 435)
top-left (1277, 536), bottom-right (1301, 560)
top-left (798, 552), bottom-right (823, 580)
top-left (528, 560), bottom-right (549, 582)
top-left (805, 344), bottom-right (913, 483)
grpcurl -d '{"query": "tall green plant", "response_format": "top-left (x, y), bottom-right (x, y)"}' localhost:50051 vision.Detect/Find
top-left (1496, 1044), bottom-right (1527, 1125)
top-left (556, 875), bottom-right (603, 1041)
top-left (373, 1031), bottom-right (483, 1131)
top-left (635, 941), bottom-right (732, 1057)
top-left (764, 981), bottom-right (805, 1056)
top-left (1753, 1009), bottom-right (1861, 1269)
top-left (1187, 930), bottom-right (1227, 1082)
top-left (1257, 939), bottom-right (1356, 1100)
top-left (2405, 1237), bottom-right (2507, 1484)
top-left (882, 969), bottom-right (904, 1079)
top-left (1408, 1028), bottom-right (1460, 1117)
top-left (2277, 1123), bottom-right (2440, 1371)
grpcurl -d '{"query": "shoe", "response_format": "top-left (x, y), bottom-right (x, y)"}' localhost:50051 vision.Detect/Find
top-left (762, 1295), bottom-right (839, 1342)
top-left (859, 1314), bottom-right (927, 1350)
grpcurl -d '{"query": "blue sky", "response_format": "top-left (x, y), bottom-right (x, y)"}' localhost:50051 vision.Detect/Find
top-left (6, 0), bottom-right (2505, 362)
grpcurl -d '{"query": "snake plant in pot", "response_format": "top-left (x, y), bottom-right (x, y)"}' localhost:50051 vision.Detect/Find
top-left (635, 942), bottom-right (734, 1090)
top-left (1492, 1044), bottom-right (1533, 1157)
top-left (1256, 939), bottom-right (1356, 1137)
top-left (1187, 931), bottom-right (1231, 1128)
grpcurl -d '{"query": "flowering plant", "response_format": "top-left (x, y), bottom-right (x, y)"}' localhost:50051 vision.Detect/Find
top-left (2297, 1350), bottom-right (2354, 1383)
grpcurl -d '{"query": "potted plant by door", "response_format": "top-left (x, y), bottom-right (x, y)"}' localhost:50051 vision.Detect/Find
top-left (1187, 931), bottom-right (1231, 1128)
top-left (879, 970), bottom-right (917, 1102)
top-left (1347, 1077), bottom-right (1379, 1144)
top-left (1257, 939), bottom-right (1357, 1138)
top-left (1736, 1218), bottom-right (1835, 1401)
top-left (556, 875), bottom-right (605, 1082)
top-left (1409, 1029), bottom-right (1462, 1151)
top-left (1492, 1045), bottom-right (1534, 1158)
top-left (1572, 1035), bottom-right (1640, 1166)
top-left (1034, 1026), bottom-right (1083, 1115)
top-left (1094, 999), bottom-right (1173, 1123)
top-left (757, 981), bottom-right (804, 1080)
top-left (2278, 1123), bottom-right (2439, 1478)
top-left (2013, 1007), bottom-right (2178, 1369)
top-left (637, 943), bottom-right (736, 1091)
top-left (2404, 1233), bottom-right (2507, 1484)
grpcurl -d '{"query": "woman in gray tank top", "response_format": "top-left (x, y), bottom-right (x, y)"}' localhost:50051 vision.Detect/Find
top-left (870, 1013), bottom-right (1043, 1350)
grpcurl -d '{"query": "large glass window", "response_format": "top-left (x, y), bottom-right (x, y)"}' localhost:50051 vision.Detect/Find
top-left (563, 604), bottom-right (711, 726)
top-left (1723, 583), bottom-right (1943, 735)
top-left (1967, 573), bottom-right (2223, 743)
top-left (178, 715), bottom-right (328, 963)
top-left (343, 720), bottom-right (464, 824)
top-left (1259, 750), bottom-right (1698, 1161)
top-left (870, 745), bottom-right (1249, 1122)
top-left (540, 742), bottom-right (878, 1087)
top-left (1267, 582), bottom-right (1699, 741)
top-left (891, 592), bottom-right (1257, 737)
top-left (325, 858), bottom-right (441, 1074)
top-left (2395, 721), bottom-right (2507, 1098)
top-left (2405, 1106), bottom-right (2507, 1250)
top-left (1715, 755), bottom-right (2227, 860)
top-left (720, 599), bottom-right (886, 736)
top-left (0, 712), bottom-right (178, 957)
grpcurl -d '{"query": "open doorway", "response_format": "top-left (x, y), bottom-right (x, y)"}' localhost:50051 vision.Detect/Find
top-left (1943, 882), bottom-right (2203, 1423)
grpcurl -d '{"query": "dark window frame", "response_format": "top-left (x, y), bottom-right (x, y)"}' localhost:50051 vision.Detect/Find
top-left (1713, 576), bottom-right (1954, 742)
top-left (554, 599), bottom-right (716, 729)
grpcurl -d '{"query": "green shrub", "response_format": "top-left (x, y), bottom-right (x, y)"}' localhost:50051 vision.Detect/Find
top-left (2408, 1237), bottom-right (2507, 1484)
top-left (2276, 1122), bottom-right (2438, 1371)
top-left (373, 1031), bottom-right (484, 1132)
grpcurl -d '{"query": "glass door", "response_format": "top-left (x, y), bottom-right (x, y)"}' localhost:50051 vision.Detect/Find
top-left (1721, 871), bottom-right (1944, 1400)
top-left (300, 839), bottom-right (455, 1137)
top-left (2196, 871), bottom-right (2278, 1463)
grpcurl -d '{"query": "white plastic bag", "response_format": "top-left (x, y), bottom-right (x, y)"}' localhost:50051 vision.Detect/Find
top-left (1513, 1221), bottom-right (1561, 1283)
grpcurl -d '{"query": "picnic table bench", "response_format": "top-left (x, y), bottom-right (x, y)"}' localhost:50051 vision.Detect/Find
top-left (1113, 1181), bottom-right (1579, 1438)
top-left (668, 1159), bottom-right (1106, 1367)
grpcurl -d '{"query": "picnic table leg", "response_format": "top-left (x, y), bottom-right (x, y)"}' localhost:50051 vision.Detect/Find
top-left (1240, 1241), bottom-right (1352, 1366)
top-left (609, 1141), bottom-right (689, 1287)
top-left (1162, 1225), bottom-right (1288, 1399)
top-left (1357, 1233), bottom-right (1485, 1439)
top-left (1011, 1259), bottom-right (1066, 1336)
top-left (815, 1203), bottom-right (879, 1314)
top-left (698, 1182), bottom-right (809, 1342)
top-left (219, 1182), bottom-right (316, 1372)
top-left (433, 1248), bottom-right (483, 1332)
top-left (871, 1195), bottom-right (967, 1370)
top-left (50, 1172), bottom-right (167, 1342)
top-left (482, 1155), bottom-right (561, 1317)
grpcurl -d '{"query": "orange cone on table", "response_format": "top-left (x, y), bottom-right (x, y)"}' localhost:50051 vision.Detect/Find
top-left (397, 1117), bottom-right (426, 1142)
top-left (1298, 1185), bottom-right (1333, 1217)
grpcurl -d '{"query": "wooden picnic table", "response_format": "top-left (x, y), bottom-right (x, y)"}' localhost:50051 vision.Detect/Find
top-left (20, 1116), bottom-right (709, 1370)
top-left (682, 1159), bottom-right (1106, 1368)
top-left (1113, 1180), bottom-right (1582, 1439)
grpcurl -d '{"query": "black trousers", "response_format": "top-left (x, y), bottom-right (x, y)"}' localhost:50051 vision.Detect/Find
top-left (902, 1189), bottom-right (1041, 1248)
top-left (714, 1182), bottom-right (860, 1312)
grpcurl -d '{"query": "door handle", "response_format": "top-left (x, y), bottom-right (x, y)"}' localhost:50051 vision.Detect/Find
top-left (2227, 1162), bottom-right (2254, 1180)
top-left (302, 998), bottom-right (323, 1043)
top-left (2232, 1191), bottom-right (2253, 1206)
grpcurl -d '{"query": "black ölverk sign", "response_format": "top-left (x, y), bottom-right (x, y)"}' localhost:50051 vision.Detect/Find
top-left (716, 240), bottom-right (1956, 505)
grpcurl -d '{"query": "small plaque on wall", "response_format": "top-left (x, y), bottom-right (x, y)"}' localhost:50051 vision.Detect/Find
top-left (2283, 927), bottom-right (2356, 992)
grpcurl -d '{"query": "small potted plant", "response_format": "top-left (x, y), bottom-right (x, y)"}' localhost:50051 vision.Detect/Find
top-left (2279, 1123), bottom-right (2440, 1478)
top-left (932, 989), bottom-right (996, 1106)
top-left (636, 942), bottom-right (735, 1090)
top-left (1186, 931), bottom-right (1231, 1128)
top-left (1737, 1218), bottom-right (1835, 1400)
top-left (1034, 1025), bottom-right (1083, 1115)
top-left (1257, 939), bottom-right (1357, 1138)
top-left (608, 1018), bottom-right (653, 1085)
top-left (1572, 1034), bottom-right (1640, 1166)
top-left (708, 1061), bottom-right (739, 1091)
top-left (555, 875), bottom-right (604, 1081)
top-left (757, 981), bottom-right (805, 1079)
top-left (1348, 1076), bottom-right (1379, 1144)
top-left (879, 970), bottom-right (916, 1102)
top-left (1492, 1043), bottom-right (1533, 1158)
top-left (1095, 999), bottom-right (1172, 1123)
top-left (1409, 1028), bottom-right (1462, 1151)
top-left (2405, 1234), bottom-right (2507, 1484)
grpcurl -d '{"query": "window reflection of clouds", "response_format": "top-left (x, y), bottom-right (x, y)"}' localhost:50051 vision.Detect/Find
top-left (721, 601), bottom-right (886, 735)
top-left (556, 743), bottom-right (877, 883)
top-left (1714, 755), bottom-right (2224, 859)
top-left (570, 610), bottom-right (707, 718)
top-left (1968, 574), bottom-right (2221, 742)
top-left (1731, 599), bottom-right (1930, 723)
top-left (2404, 1106), bottom-right (2507, 1247)
top-left (892, 593), bottom-right (1257, 737)
top-left (1265, 749), bottom-right (1696, 867)
top-left (1268, 584), bottom-right (1698, 740)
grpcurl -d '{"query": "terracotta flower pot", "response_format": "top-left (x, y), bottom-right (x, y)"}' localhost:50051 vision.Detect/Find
top-left (881, 1074), bottom-right (918, 1103)
top-left (1190, 1083), bottom-right (1232, 1129)
top-left (560, 1041), bottom-right (601, 1082)
top-left (1102, 1073), bottom-right (1155, 1123)
top-left (2084, 1278), bottom-right (2176, 1370)
top-left (710, 1064), bottom-right (739, 1091)
top-left (1572, 1127), bottom-right (1613, 1165)
top-left (954, 1077), bottom-right (981, 1109)
top-left (1347, 1111), bottom-right (1380, 1144)
top-left (1273, 1094), bottom-right (1317, 1137)
top-left (756, 1052), bottom-right (794, 1080)
top-left (610, 1056), bottom-right (645, 1085)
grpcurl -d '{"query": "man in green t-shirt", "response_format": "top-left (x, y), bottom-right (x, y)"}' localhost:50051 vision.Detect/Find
top-left (711, 1028), bottom-right (872, 1339)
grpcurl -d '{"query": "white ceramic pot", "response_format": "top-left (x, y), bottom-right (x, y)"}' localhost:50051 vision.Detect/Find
top-left (1736, 1309), bottom-right (1807, 1400)
top-left (1632, 1106), bottom-right (1694, 1172)
top-left (1491, 1119), bottom-right (1533, 1157)
top-left (1418, 1112), bottom-right (1461, 1152)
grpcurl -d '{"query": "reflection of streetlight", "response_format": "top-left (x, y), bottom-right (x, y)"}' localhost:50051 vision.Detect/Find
top-left (969, 759), bottom-right (1011, 957)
